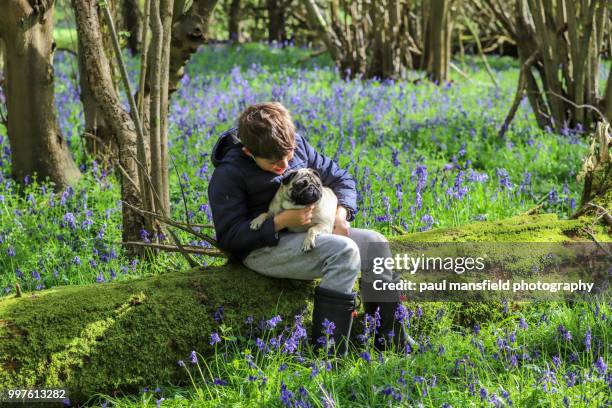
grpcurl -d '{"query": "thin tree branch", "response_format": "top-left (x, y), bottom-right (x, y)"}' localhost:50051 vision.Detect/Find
top-left (499, 51), bottom-right (539, 138)
top-left (121, 200), bottom-right (219, 247)
top-left (546, 91), bottom-right (608, 124)
top-left (120, 241), bottom-right (226, 257)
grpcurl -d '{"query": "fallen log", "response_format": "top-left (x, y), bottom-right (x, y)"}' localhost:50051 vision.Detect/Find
top-left (0, 213), bottom-right (608, 404)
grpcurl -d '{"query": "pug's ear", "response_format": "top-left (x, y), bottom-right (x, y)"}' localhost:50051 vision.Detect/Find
top-left (282, 170), bottom-right (298, 185)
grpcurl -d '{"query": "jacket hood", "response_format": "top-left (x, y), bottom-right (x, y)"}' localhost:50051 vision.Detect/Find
top-left (211, 128), bottom-right (244, 167)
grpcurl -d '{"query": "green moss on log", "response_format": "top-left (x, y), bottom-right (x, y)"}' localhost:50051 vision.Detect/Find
top-left (0, 265), bottom-right (313, 402)
top-left (392, 214), bottom-right (609, 243)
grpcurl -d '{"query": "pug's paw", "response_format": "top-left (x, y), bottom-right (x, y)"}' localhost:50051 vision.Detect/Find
top-left (250, 213), bottom-right (268, 230)
top-left (301, 235), bottom-right (316, 252)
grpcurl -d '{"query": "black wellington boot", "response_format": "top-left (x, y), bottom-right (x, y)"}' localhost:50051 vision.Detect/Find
top-left (310, 286), bottom-right (357, 356)
top-left (364, 301), bottom-right (418, 352)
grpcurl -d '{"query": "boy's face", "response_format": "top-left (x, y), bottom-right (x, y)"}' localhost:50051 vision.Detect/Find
top-left (243, 147), bottom-right (294, 175)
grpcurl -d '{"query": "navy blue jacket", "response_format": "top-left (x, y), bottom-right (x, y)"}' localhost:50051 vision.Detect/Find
top-left (208, 128), bottom-right (357, 260)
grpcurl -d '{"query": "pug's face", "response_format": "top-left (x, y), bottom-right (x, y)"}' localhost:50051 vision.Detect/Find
top-left (282, 168), bottom-right (323, 205)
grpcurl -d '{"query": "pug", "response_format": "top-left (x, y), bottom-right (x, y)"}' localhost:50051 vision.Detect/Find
top-left (250, 168), bottom-right (338, 252)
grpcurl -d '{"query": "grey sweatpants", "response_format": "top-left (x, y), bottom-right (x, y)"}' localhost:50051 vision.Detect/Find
top-left (243, 228), bottom-right (398, 297)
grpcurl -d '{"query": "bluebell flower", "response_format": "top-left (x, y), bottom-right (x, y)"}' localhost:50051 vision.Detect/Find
top-left (584, 329), bottom-right (591, 351)
top-left (496, 168), bottom-right (513, 190)
top-left (360, 351), bottom-right (371, 363)
top-left (190, 351), bottom-right (198, 364)
top-left (63, 212), bottom-right (77, 229)
top-left (280, 382), bottom-right (294, 407)
top-left (419, 214), bottom-right (434, 231)
top-left (322, 318), bottom-right (335, 335)
top-left (210, 332), bottom-right (221, 345)
top-left (213, 306), bottom-right (224, 323)
top-left (548, 189), bottom-right (558, 205)
top-left (266, 315), bottom-right (282, 329)
top-left (595, 356), bottom-right (607, 375)
top-left (213, 378), bottom-right (227, 386)
top-left (552, 355), bottom-right (561, 369)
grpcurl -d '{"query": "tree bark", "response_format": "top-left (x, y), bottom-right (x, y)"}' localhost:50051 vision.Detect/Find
top-left (421, 0), bottom-right (451, 83)
top-left (72, 0), bottom-right (145, 246)
top-left (160, 0), bottom-right (174, 215)
top-left (228, 0), bottom-right (242, 42)
top-left (486, 0), bottom-right (608, 132)
top-left (123, 0), bottom-right (142, 54)
top-left (148, 0), bottom-right (164, 216)
top-left (267, 0), bottom-right (286, 43)
top-left (604, 62), bottom-right (612, 123)
top-left (77, 32), bottom-right (115, 162)
top-left (0, 0), bottom-right (80, 189)
top-left (168, 0), bottom-right (219, 93)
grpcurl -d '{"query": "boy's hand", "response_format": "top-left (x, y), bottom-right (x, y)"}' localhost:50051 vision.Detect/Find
top-left (274, 205), bottom-right (314, 231)
top-left (333, 206), bottom-right (350, 236)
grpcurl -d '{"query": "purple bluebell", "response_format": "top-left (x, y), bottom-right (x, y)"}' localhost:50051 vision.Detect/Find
top-left (552, 355), bottom-right (561, 369)
top-left (322, 318), bottom-right (336, 335)
top-left (594, 356), bottom-right (607, 375)
top-left (360, 351), bottom-right (371, 363)
top-left (584, 329), bottom-right (591, 351)
top-left (213, 306), bottom-right (224, 323)
top-left (266, 315), bottom-right (282, 329)
top-left (496, 168), bottom-right (513, 190)
top-left (213, 378), bottom-right (227, 386)
top-left (210, 332), bottom-right (221, 345)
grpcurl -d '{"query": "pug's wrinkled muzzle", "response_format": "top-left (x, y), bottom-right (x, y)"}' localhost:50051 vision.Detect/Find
top-left (292, 186), bottom-right (322, 205)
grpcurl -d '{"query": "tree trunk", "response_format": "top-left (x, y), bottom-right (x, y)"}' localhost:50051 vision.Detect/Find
top-left (267, 0), bottom-right (286, 43)
top-left (0, 37), bottom-right (4, 72)
top-left (77, 32), bottom-right (116, 163)
top-left (228, 0), bottom-right (242, 42)
top-left (72, 0), bottom-right (145, 246)
top-left (421, 0), bottom-right (451, 83)
top-left (0, 213), bottom-right (607, 404)
top-left (604, 63), bottom-right (612, 123)
top-left (0, 0), bottom-right (80, 189)
top-left (123, 0), bottom-right (142, 54)
top-left (486, 0), bottom-right (609, 132)
top-left (168, 0), bottom-right (219, 93)
top-left (148, 0), bottom-right (164, 216)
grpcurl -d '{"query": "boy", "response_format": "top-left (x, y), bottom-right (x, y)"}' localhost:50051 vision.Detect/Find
top-left (208, 102), bottom-right (408, 354)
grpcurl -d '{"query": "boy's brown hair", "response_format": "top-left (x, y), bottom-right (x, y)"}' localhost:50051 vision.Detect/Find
top-left (238, 102), bottom-right (296, 160)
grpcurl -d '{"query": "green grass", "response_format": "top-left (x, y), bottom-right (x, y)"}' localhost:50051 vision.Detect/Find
top-left (94, 299), bottom-right (610, 407)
